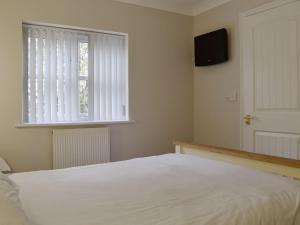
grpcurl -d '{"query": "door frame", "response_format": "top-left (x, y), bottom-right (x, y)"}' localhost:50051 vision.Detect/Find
top-left (239, 0), bottom-right (299, 151)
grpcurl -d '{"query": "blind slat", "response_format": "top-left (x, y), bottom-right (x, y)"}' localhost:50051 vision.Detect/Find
top-left (50, 31), bottom-right (58, 121)
top-left (100, 36), bottom-right (106, 120)
top-left (36, 31), bottom-right (44, 122)
top-left (57, 32), bottom-right (64, 121)
top-left (44, 30), bottom-right (51, 122)
top-left (29, 29), bottom-right (37, 123)
top-left (64, 33), bottom-right (71, 121)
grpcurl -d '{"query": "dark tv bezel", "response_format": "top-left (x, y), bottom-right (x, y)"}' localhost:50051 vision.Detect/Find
top-left (194, 28), bottom-right (229, 67)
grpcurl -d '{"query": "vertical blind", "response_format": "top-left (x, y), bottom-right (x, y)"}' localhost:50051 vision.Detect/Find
top-left (92, 34), bottom-right (127, 121)
top-left (23, 24), bottom-right (128, 124)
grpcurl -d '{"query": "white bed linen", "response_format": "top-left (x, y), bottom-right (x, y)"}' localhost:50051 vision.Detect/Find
top-left (0, 172), bottom-right (30, 225)
top-left (10, 154), bottom-right (300, 225)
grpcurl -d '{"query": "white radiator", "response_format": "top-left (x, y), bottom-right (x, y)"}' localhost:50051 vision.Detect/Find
top-left (53, 128), bottom-right (110, 169)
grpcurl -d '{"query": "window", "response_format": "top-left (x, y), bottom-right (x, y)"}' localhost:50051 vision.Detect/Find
top-left (22, 23), bottom-right (128, 125)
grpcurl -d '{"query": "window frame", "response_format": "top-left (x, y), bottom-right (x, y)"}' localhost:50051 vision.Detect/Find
top-left (19, 22), bottom-right (131, 127)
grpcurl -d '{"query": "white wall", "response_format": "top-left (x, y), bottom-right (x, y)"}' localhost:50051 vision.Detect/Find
top-left (193, 0), bottom-right (275, 150)
top-left (0, 0), bottom-right (193, 172)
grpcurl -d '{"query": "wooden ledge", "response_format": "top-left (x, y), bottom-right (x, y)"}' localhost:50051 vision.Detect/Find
top-left (174, 141), bottom-right (300, 169)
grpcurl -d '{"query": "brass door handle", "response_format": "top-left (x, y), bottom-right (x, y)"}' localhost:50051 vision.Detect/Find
top-left (244, 115), bottom-right (253, 125)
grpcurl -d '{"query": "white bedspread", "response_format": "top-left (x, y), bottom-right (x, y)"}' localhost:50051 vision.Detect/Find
top-left (10, 154), bottom-right (300, 225)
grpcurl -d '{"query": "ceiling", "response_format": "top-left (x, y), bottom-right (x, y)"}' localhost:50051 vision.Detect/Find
top-left (114, 0), bottom-right (232, 16)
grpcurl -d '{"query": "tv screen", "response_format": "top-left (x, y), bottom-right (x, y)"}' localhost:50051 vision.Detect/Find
top-left (194, 28), bottom-right (228, 67)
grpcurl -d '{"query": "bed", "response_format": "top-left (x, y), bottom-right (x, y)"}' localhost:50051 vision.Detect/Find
top-left (6, 143), bottom-right (300, 225)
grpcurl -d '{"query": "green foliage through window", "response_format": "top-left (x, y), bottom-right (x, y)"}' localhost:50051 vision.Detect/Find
top-left (79, 42), bottom-right (88, 116)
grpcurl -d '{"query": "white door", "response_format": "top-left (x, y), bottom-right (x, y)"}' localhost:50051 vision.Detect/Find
top-left (241, 0), bottom-right (300, 160)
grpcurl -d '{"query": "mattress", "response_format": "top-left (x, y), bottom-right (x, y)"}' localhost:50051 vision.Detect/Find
top-left (10, 154), bottom-right (300, 225)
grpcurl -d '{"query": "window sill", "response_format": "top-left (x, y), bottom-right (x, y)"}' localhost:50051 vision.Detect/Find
top-left (16, 120), bottom-right (135, 128)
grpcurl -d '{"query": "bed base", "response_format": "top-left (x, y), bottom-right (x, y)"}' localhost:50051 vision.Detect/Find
top-left (174, 142), bottom-right (300, 180)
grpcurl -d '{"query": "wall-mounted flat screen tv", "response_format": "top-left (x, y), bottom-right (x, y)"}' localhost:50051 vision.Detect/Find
top-left (194, 28), bottom-right (228, 67)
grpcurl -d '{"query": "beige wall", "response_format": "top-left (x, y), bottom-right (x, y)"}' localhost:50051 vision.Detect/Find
top-left (0, 0), bottom-right (193, 172)
top-left (1, 0), bottom-right (280, 172)
top-left (193, 0), bottom-right (275, 150)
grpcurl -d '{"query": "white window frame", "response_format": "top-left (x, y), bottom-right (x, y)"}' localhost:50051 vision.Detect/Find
top-left (19, 22), bottom-right (132, 127)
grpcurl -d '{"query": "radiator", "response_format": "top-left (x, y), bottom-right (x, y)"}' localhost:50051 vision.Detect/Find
top-left (53, 128), bottom-right (110, 169)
